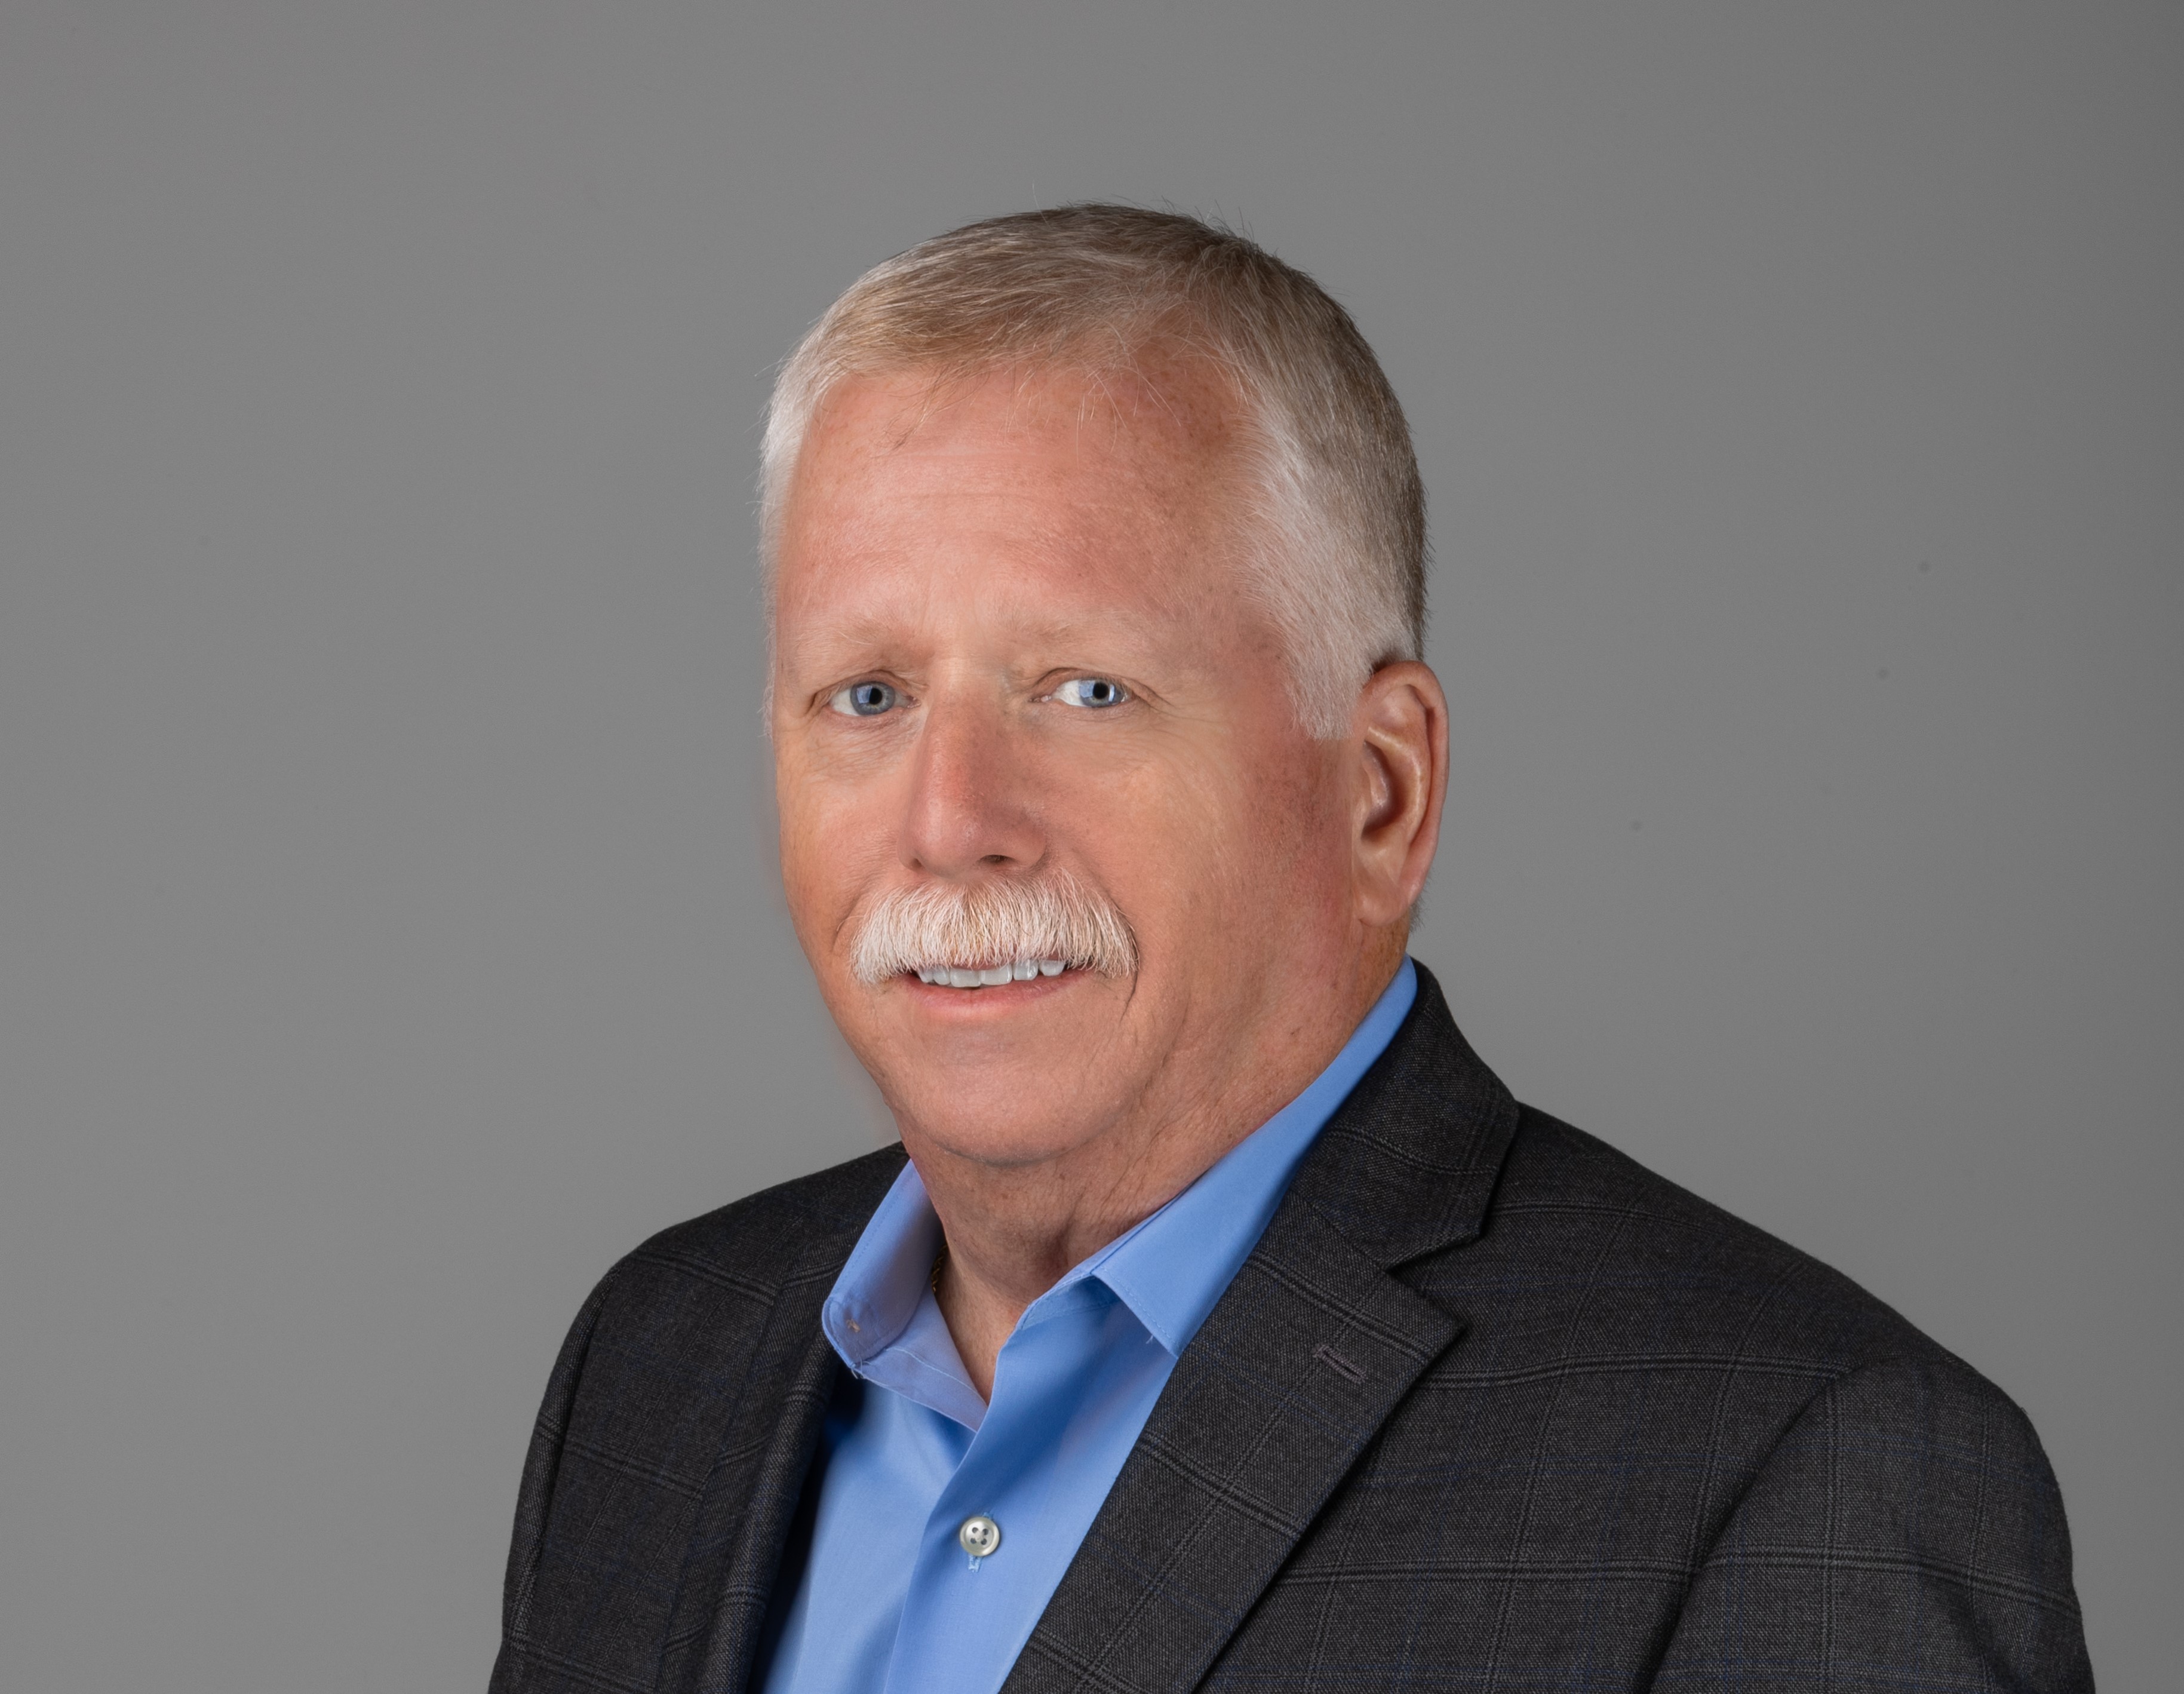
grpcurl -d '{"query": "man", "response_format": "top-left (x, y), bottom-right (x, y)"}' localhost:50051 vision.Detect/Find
top-left (490, 207), bottom-right (2090, 1694)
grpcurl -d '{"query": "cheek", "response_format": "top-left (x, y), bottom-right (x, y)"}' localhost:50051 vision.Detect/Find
top-left (775, 761), bottom-right (890, 952)
top-left (1062, 734), bottom-right (1341, 940)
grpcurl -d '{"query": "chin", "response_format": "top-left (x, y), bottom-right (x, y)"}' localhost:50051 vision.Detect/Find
top-left (898, 1109), bottom-right (1107, 1172)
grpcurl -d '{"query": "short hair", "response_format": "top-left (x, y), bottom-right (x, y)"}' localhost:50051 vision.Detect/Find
top-left (760, 204), bottom-right (1427, 737)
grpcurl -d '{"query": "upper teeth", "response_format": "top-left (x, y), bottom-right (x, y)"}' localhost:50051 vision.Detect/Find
top-left (914, 959), bottom-right (1068, 988)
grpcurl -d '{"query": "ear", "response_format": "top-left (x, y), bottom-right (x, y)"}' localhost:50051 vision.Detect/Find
top-left (1348, 661), bottom-right (1449, 930)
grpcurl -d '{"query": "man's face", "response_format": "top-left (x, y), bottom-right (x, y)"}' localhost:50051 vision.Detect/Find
top-left (770, 359), bottom-right (1363, 1170)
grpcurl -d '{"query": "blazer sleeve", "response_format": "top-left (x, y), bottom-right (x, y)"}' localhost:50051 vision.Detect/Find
top-left (489, 1270), bottom-right (616, 1690)
top-left (1651, 1352), bottom-right (2093, 1692)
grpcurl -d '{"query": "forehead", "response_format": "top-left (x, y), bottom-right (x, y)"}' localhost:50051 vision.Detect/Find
top-left (772, 358), bottom-right (1260, 644)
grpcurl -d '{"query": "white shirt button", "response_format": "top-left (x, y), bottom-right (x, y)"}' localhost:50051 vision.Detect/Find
top-left (958, 1514), bottom-right (1002, 1558)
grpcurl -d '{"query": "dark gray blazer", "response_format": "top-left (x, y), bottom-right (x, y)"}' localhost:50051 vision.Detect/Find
top-left (490, 966), bottom-right (2091, 1693)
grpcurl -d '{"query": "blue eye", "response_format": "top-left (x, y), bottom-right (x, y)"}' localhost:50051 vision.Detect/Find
top-left (830, 680), bottom-right (899, 717)
top-left (1053, 677), bottom-right (1128, 708)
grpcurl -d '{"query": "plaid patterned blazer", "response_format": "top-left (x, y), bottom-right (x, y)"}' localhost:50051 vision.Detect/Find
top-left (490, 965), bottom-right (2091, 1694)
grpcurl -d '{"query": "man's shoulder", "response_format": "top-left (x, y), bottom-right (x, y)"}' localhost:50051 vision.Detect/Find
top-left (1454, 1102), bottom-right (2017, 1409)
top-left (585, 1143), bottom-right (907, 1323)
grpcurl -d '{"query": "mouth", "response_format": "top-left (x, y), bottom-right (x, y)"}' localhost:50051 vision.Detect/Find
top-left (907, 957), bottom-right (1073, 990)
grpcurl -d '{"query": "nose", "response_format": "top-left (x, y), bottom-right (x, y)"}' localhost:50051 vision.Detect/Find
top-left (901, 691), bottom-right (1045, 878)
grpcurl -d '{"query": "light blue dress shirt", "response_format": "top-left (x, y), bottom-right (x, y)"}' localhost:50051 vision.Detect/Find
top-left (758, 959), bottom-right (1417, 1694)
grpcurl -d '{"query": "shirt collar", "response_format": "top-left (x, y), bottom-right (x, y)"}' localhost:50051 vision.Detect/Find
top-left (821, 959), bottom-right (1418, 1373)
top-left (824, 1161), bottom-right (944, 1373)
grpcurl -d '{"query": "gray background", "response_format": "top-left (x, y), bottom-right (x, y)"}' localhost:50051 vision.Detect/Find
top-left (2, 2), bottom-right (2176, 1689)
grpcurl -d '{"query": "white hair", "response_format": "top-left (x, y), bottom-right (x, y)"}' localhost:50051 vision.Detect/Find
top-left (759, 205), bottom-right (1427, 738)
top-left (847, 869), bottom-right (1139, 984)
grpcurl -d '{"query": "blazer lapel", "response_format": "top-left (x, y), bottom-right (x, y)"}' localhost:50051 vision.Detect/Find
top-left (1003, 966), bottom-right (1518, 1694)
top-left (658, 1149), bottom-right (905, 1694)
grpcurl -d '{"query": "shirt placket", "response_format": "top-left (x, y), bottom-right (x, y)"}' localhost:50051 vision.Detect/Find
top-left (880, 1282), bottom-right (1136, 1694)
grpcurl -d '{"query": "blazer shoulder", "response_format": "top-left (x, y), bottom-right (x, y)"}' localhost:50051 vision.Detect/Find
top-left (601, 1141), bottom-right (910, 1302)
top-left (511, 1144), bottom-right (904, 1491)
top-left (1463, 1103), bottom-right (2011, 1401)
top-left (493, 1146), bottom-right (903, 1692)
top-left (541, 1144), bottom-right (909, 1357)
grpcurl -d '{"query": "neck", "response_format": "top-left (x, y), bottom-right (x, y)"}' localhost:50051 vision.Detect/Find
top-left (914, 943), bottom-right (1403, 1397)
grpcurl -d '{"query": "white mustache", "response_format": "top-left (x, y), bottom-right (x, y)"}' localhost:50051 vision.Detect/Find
top-left (846, 871), bottom-right (1139, 985)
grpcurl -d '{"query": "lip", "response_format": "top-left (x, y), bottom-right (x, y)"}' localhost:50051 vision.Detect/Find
top-left (895, 967), bottom-right (1089, 1009)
